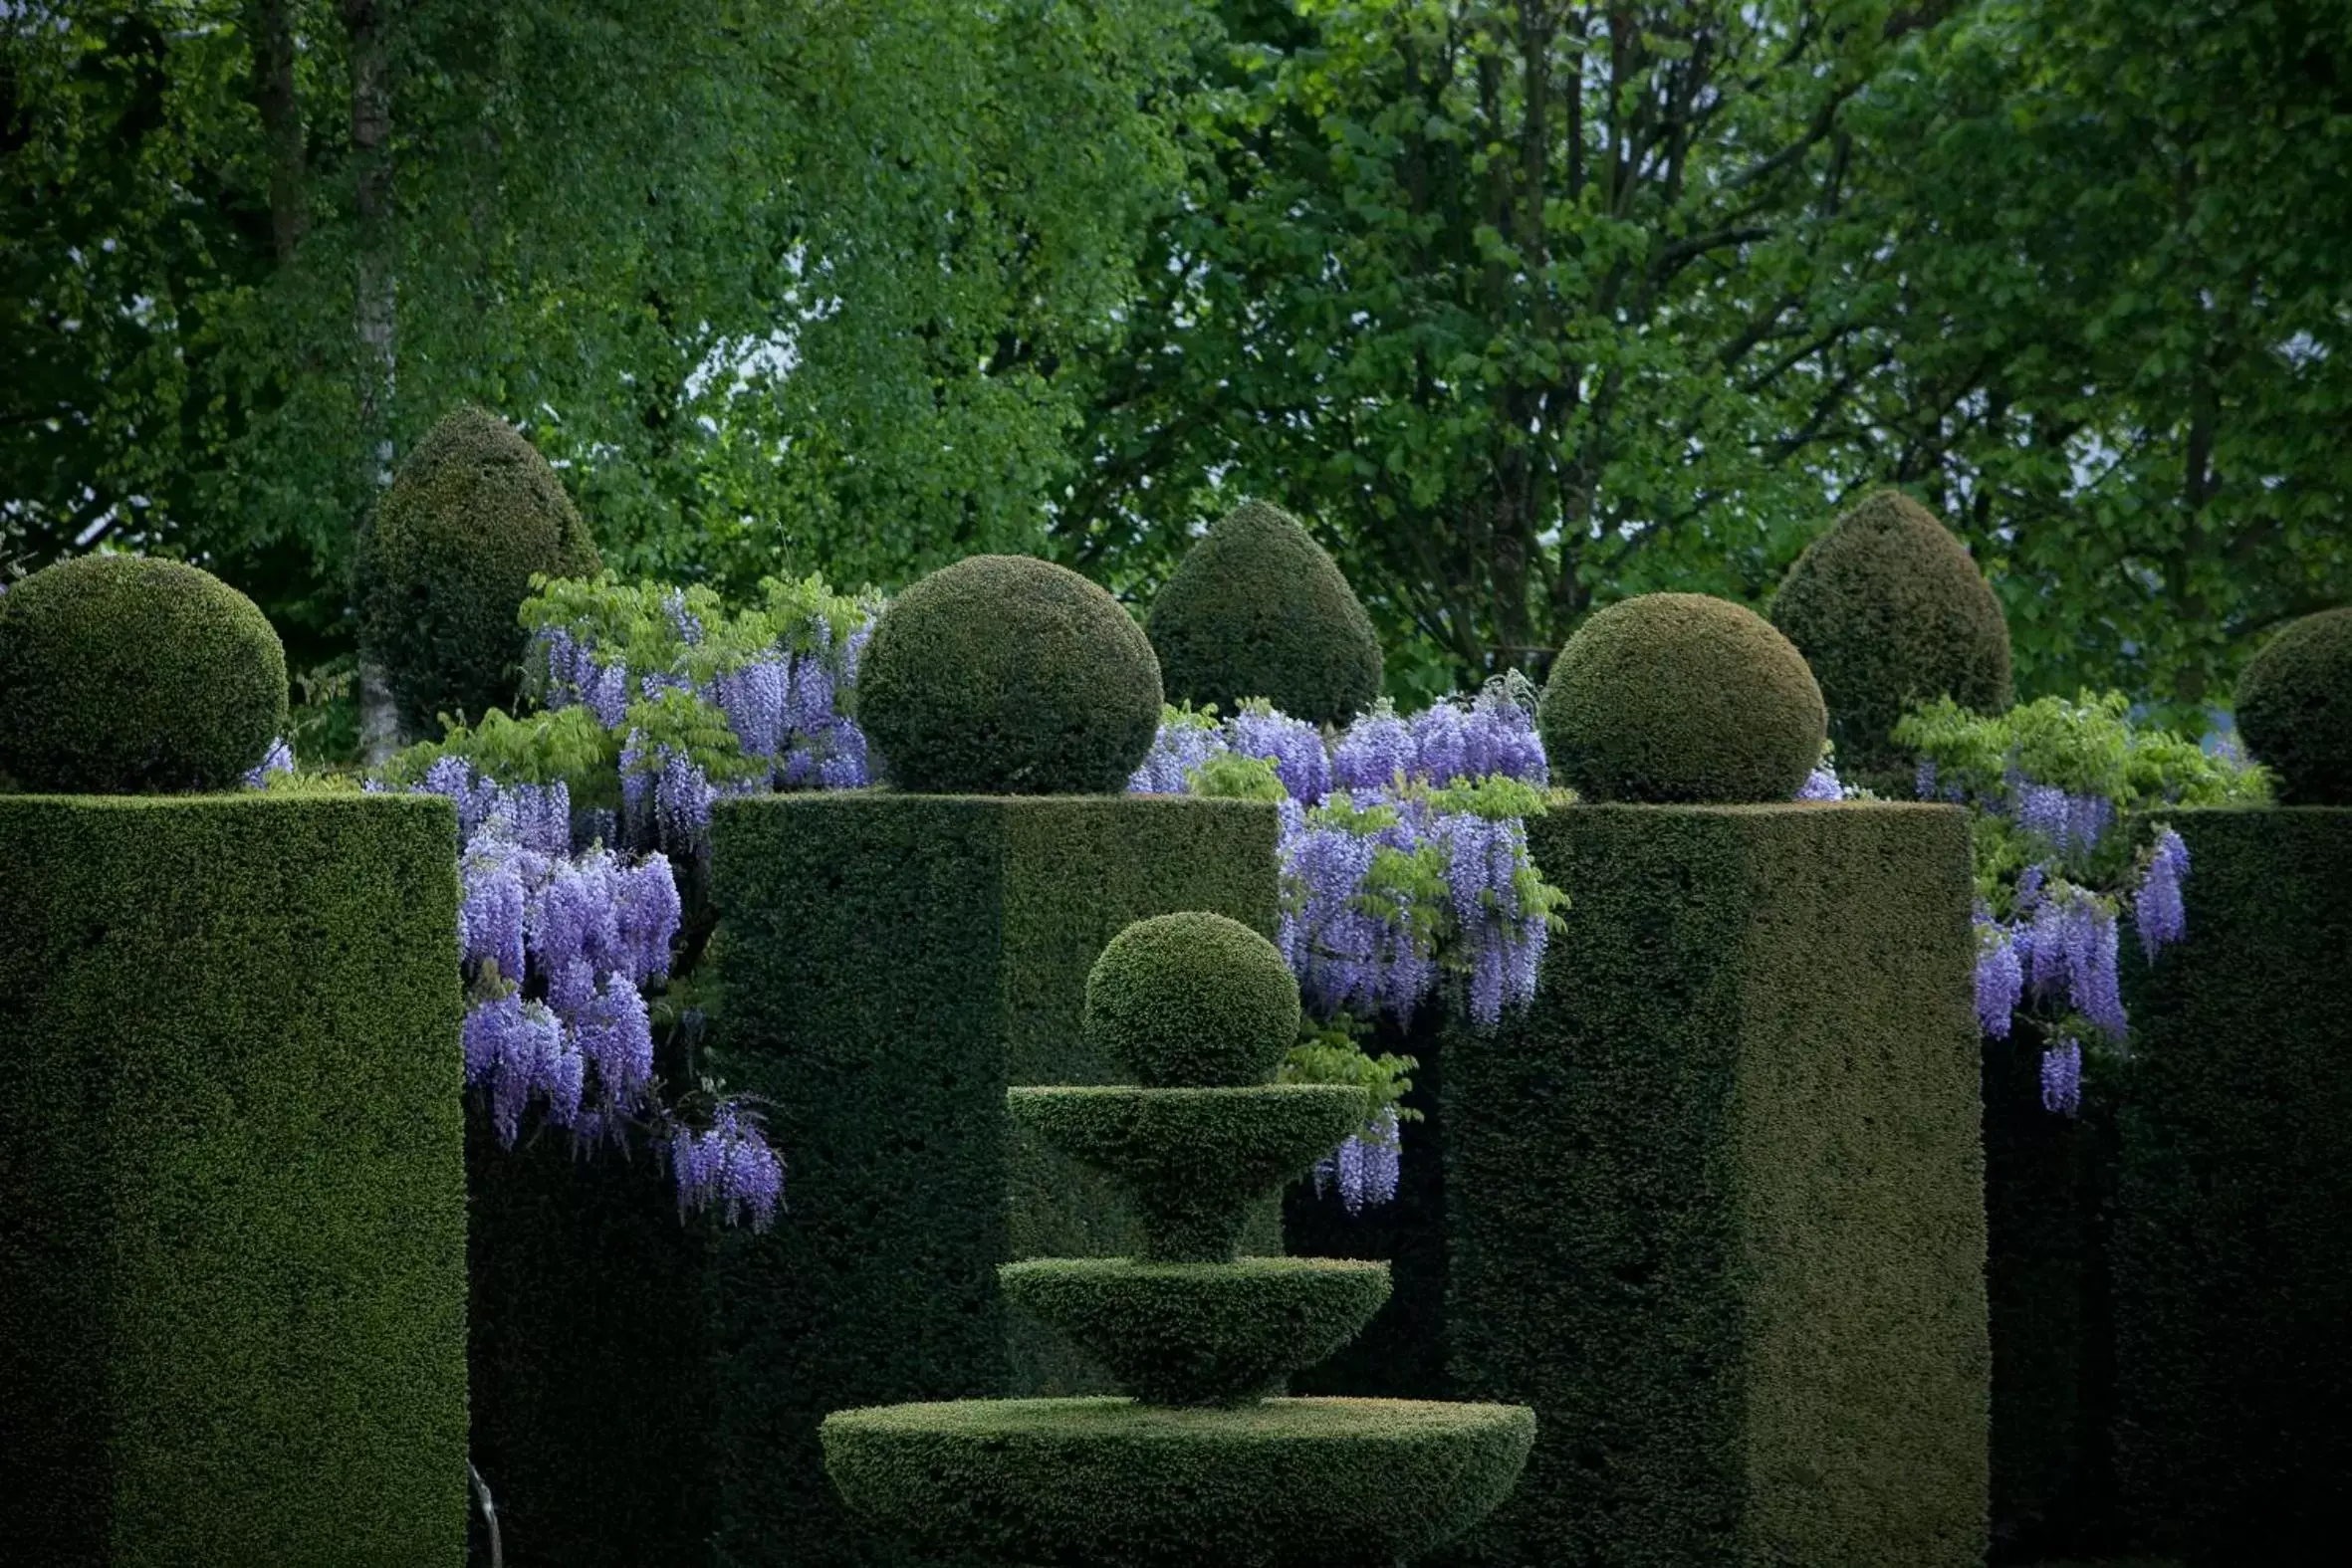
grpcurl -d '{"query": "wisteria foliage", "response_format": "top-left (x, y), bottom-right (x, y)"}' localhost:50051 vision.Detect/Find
top-left (1898, 692), bottom-right (2267, 1116)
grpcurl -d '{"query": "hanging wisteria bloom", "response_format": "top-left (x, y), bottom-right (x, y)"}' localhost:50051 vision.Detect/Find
top-left (2135, 827), bottom-right (2191, 959)
top-left (241, 738), bottom-right (295, 788)
top-left (2041, 1037), bottom-right (2084, 1117)
top-left (2011, 778), bottom-right (2114, 856)
top-left (671, 1102), bottom-right (787, 1232)
top-left (1331, 710), bottom-right (1416, 792)
top-left (1227, 705), bottom-right (1331, 805)
top-left (1130, 711), bottom-right (1230, 794)
top-left (1313, 1107), bottom-right (1402, 1215)
top-left (1974, 916), bottom-right (2023, 1038)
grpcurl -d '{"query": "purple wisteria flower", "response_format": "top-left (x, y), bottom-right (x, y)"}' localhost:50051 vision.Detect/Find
top-left (1450, 687), bottom-right (1549, 785)
top-left (671, 1102), bottom-right (785, 1231)
top-left (1227, 708), bottom-right (1331, 805)
top-left (1431, 810), bottom-right (1544, 1025)
top-left (1314, 1108), bottom-right (1402, 1215)
top-left (1975, 916), bottom-right (2023, 1038)
top-left (2013, 779), bottom-right (2114, 856)
top-left (2040, 1037), bottom-right (2083, 1117)
top-left (533, 625), bottom-right (633, 727)
top-left (1797, 765), bottom-right (1843, 801)
top-left (1331, 711), bottom-right (1416, 792)
top-left (1280, 799), bottom-right (1433, 1018)
top-left (241, 738), bottom-right (295, 788)
top-left (1130, 716), bottom-right (1229, 794)
top-left (2134, 827), bottom-right (2191, 960)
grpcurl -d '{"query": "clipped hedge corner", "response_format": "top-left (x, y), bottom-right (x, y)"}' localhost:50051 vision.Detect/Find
top-left (1442, 801), bottom-right (1989, 1568)
top-left (0, 794), bottom-right (466, 1568)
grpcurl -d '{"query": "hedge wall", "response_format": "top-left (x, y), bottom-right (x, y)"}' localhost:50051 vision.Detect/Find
top-left (465, 793), bottom-right (1278, 1568)
top-left (1437, 802), bottom-right (1989, 1568)
top-left (0, 794), bottom-right (467, 1568)
top-left (2110, 806), bottom-right (2352, 1566)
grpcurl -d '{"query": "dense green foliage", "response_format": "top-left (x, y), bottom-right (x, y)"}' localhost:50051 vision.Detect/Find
top-left (0, 795), bottom-right (465, 1567)
top-left (1537, 593), bottom-right (1825, 803)
top-left (998, 1256), bottom-right (1390, 1407)
top-left (1769, 490), bottom-right (2013, 779)
top-left (858, 554), bottom-right (1162, 794)
top-left (2233, 606), bottom-right (2352, 805)
top-left (355, 406), bottom-right (600, 738)
top-left (823, 1395), bottom-right (1534, 1568)
top-left (2111, 807), bottom-right (2352, 1565)
top-left (0, 554), bottom-right (286, 791)
top-left (1083, 910), bottom-right (1300, 1087)
top-left (1446, 803), bottom-right (1988, 1568)
top-left (1068, 1), bottom-right (2352, 718)
top-left (1011, 1084), bottom-right (1367, 1263)
top-left (1145, 499), bottom-right (1383, 724)
top-left (610, 791), bottom-right (1277, 1568)
top-left (1, 0), bottom-right (1199, 656)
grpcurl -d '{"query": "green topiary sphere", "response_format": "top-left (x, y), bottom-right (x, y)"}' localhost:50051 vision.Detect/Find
top-left (355, 406), bottom-right (601, 740)
top-left (0, 554), bottom-right (288, 792)
top-left (858, 554), bottom-right (1163, 794)
top-left (1147, 500), bottom-right (1382, 727)
top-left (1767, 488), bottom-right (2012, 778)
top-left (1084, 912), bottom-right (1301, 1088)
top-left (2234, 605), bottom-right (2352, 805)
top-left (1538, 592), bottom-right (1826, 804)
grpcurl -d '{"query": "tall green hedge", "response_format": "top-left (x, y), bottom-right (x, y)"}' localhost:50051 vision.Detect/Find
top-left (0, 794), bottom-right (467, 1568)
top-left (2110, 806), bottom-right (2352, 1566)
top-left (466, 792), bottom-right (1279, 1568)
top-left (1439, 802), bottom-right (1989, 1568)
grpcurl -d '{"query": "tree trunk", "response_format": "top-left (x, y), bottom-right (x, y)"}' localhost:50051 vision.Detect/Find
top-left (345, 0), bottom-right (402, 761)
top-left (246, 0), bottom-right (308, 264)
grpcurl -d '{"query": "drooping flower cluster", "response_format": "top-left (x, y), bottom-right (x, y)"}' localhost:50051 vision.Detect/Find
top-left (1137, 683), bottom-right (1564, 1208)
top-left (241, 737), bottom-right (295, 788)
top-left (1898, 693), bottom-right (2263, 1118)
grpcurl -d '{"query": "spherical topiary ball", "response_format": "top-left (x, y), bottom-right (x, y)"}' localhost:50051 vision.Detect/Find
top-left (355, 405), bottom-right (600, 740)
top-left (1538, 592), bottom-right (1826, 804)
top-left (1084, 911), bottom-right (1302, 1088)
top-left (858, 554), bottom-right (1163, 794)
top-left (2235, 605), bottom-right (2352, 805)
top-left (1767, 488), bottom-right (2012, 779)
top-left (0, 554), bottom-right (288, 792)
top-left (1148, 500), bottom-right (1383, 727)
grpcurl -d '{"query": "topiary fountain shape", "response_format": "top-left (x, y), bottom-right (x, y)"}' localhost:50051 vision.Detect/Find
top-left (822, 912), bottom-right (1534, 1568)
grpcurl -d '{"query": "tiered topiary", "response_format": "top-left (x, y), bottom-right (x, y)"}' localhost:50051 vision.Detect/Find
top-left (2233, 604), bottom-right (2352, 805)
top-left (1767, 488), bottom-right (2013, 780)
top-left (0, 553), bottom-right (287, 792)
top-left (1537, 591), bottom-right (1826, 803)
top-left (1147, 499), bottom-right (1384, 727)
top-left (857, 553), bottom-right (1163, 794)
top-left (822, 911), bottom-right (1534, 1567)
top-left (356, 405), bottom-right (601, 739)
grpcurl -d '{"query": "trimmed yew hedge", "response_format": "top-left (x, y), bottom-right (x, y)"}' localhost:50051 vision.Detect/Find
top-left (0, 794), bottom-right (467, 1568)
top-left (2110, 805), bottom-right (2352, 1566)
top-left (1357, 801), bottom-right (1991, 1568)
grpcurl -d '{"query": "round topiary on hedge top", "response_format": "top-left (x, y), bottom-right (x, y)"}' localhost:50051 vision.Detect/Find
top-left (1767, 487), bottom-right (2012, 778)
top-left (1538, 591), bottom-right (1826, 804)
top-left (1085, 912), bottom-right (1301, 1088)
top-left (0, 554), bottom-right (287, 792)
top-left (355, 405), bottom-right (600, 739)
top-left (857, 554), bottom-right (1163, 794)
top-left (1147, 500), bottom-right (1382, 727)
top-left (2234, 604), bottom-right (2352, 805)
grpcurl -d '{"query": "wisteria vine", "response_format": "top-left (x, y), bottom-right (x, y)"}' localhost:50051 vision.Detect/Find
top-left (1898, 693), bottom-right (2266, 1116)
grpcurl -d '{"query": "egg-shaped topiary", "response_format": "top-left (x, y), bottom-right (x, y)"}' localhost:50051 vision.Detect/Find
top-left (1767, 488), bottom-right (2012, 780)
top-left (355, 405), bottom-right (600, 740)
top-left (1538, 592), bottom-right (1825, 804)
top-left (0, 554), bottom-right (288, 792)
top-left (1084, 911), bottom-right (1301, 1088)
top-left (2234, 605), bottom-right (2352, 805)
top-left (1147, 500), bottom-right (1382, 727)
top-left (857, 554), bottom-right (1163, 794)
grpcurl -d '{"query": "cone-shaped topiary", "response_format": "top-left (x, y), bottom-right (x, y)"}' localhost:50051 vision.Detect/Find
top-left (0, 554), bottom-right (287, 792)
top-left (823, 913), bottom-right (1533, 1567)
top-left (857, 554), bottom-right (1162, 794)
top-left (1768, 488), bottom-right (2012, 778)
top-left (1539, 592), bottom-right (1825, 804)
top-left (1086, 911), bottom-right (1301, 1087)
top-left (1147, 500), bottom-right (1382, 727)
top-left (2234, 605), bottom-right (2352, 805)
top-left (355, 406), bottom-right (600, 740)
